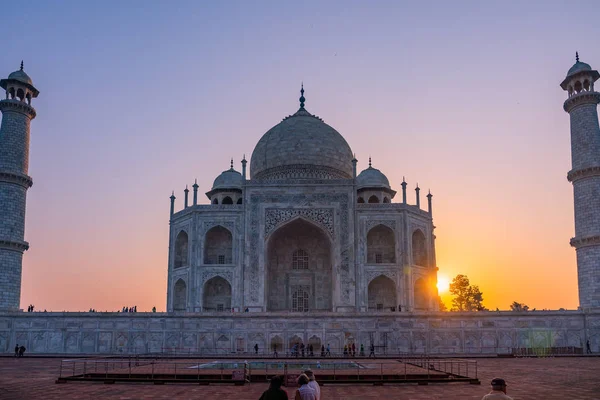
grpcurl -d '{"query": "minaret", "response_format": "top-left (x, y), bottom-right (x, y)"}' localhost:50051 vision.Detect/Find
top-left (0, 63), bottom-right (39, 311)
top-left (560, 53), bottom-right (600, 308)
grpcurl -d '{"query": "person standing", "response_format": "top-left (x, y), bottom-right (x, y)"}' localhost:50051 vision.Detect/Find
top-left (259, 375), bottom-right (288, 400)
top-left (294, 374), bottom-right (316, 400)
top-left (351, 343), bottom-right (356, 357)
top-left (325, 344), bottom-right (331, 357)
top-left (481, 378), bottom-right (513, 400)
top-left (320, 345), bottom-right (325, 357)
top-left (360, 344), bottom-right (365, 357)
top-left (303, 370), bottom-right (320, 400)
top-left (18, 345), bottom-right (26, 357)
top-left (254, 343), bottom-right (259, 355)
top-left (14, 344), bottom-right (19, 357)
top-left (587, 339), bottom-right (592, 354)
top-left (369, 343), bottom-right (375, 358)
top-left (273, 343), bottom-right (278, 358)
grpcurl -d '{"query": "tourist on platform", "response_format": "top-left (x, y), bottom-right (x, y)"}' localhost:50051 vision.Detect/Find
top-left (18, 345), bottom-right (26, 357)
top-left (587, 339), bottom-right (592, 354)
top-left (360, 344), bottom-right (365, 357)
top-left (152, 306), bottom-right (156, 312)
top-left (303, 370), bottom-right (320, 400)
top-left (343, 344), bottom-right (348, 357)
top-left (309, 344), bottom-right (314, 357)
top-left (273, 343), bottom-right (278, 358)
top-left (481, 378), bottom-right (513, 400)
top-left (259, 375), bottom-right (288, 400)
top-left (320, 345), bottom-right (325, 357)
top-left (14, 344), bottom-right (19, 357)
top-left (294, 374), bottom-right (316, 400)
top-left (300, 343), bottom-right (305, 357)
top-left (351, 343), bottom-right (356, 357)
top-left (369, 343), bottom-right (375, 358)
top-left (325, 344), bottom-right (331, 357)
top-left (254, 343), bottom-right (259, 355)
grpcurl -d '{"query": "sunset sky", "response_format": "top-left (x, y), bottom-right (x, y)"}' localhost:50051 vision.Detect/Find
top-left (3, 1), bottom-right (599, 311)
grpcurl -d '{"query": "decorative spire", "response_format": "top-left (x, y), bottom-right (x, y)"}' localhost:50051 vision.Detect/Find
top-left (230, 158), bottom-right (234, 169)
top-left (20, 61), bottom-right (23, 71)
top-left (402, 176), bottom-right (406, 183)
top-left (299, 83), bottom-right (305, 109)
top-left (369, 156), bottom-right (372, 168)
top-left (193, 178), bottom-right (198, 188)
top-left (576, 51), bottom-right (579, 63)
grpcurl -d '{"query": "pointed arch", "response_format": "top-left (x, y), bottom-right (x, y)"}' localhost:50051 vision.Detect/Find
top-left (222, 196), bottom-right (233, 204)
top-left (368, 275), bottom-right (396, 311)
top-left (236, 198), bottom-right (243, 204)
top-left (266, 218), bottom-right (332, 311)
top-left (414, 277), bottom-right (428, 309)
top-left (412, 229), bottom-right (427, 266)
top-left (368, 195), bottom-right (380, 203)
top-left (204, 225), bottom-right (233, 264)
top-left (212, 198), bottom-right (218, 204)
top-left (203, 276), bottom-right (232, 312)
top-left (357, 196), bottom-right (365, 203)
top-left (367, 224), bottom-right (396, 263)
top-left (173, 278), bottom-right (187, 311)
top-left (174, 230), bottom-right (189, 268)
top-left (383, 197), bottom-right (390, 203)
top-left (270, 335), bottom-right (283, 352)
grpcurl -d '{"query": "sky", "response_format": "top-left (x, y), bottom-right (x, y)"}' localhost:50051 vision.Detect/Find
top-left (2, 1), bottom-right (598, 311)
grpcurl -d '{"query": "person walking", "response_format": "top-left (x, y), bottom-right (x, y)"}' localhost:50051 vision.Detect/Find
top-left (14, 344), bottom-right (19, 357)
top-left (351, 343), bottom-right (356, 357)
top-left (320, 345), bottom-right (325, 357)
top-left (303, 370), bottom-right (320, 400)
top-left (481, 378), bottom-right (513, 400)
top-left (18, 345), bottom-right (26, 357)
top-left (359, 343), bottom-right (365, 357)
top-left (273, 343), bottom-right (278, 358)
top-left (586, 339), bottom-right (592, 354)
top-left (369, 343), bottom-right (375, 358)
top-left (325, 344), bottom-right (331, 357)
top-left (294, 374), bottom-right (316, 400)
top-left (259, 375), bottom-right (288, 400)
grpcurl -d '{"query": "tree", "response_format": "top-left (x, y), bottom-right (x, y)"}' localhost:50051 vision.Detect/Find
top-left (437, 296), bottom-right (447, 311)
top-left (510, 301), bottom-right (529, 312)
top-left (449, 274), bottom-right (487, 311)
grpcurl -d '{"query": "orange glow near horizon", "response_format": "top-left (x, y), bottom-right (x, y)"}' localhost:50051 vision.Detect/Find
top-left (437, 276), bottom-right (450, 293)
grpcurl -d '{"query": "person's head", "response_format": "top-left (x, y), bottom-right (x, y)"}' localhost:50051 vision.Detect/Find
top-left (304, 370), bottom-right (315, 381)
top-left (491, 378), bottom-right (507, 393)
top-left (269, 375), bottom-right (283, 389)
top-left (297, 373), bottom-right (309, 386)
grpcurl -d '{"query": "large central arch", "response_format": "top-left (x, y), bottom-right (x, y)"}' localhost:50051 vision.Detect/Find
top-left (266, 218), bottom-right (332, 311)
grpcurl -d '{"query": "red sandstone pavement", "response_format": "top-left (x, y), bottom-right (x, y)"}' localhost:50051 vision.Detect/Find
top-left (0, 356), bottom-right (598, 399)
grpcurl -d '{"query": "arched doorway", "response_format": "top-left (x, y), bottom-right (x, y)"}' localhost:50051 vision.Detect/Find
top-left (173, 279), bottom-right (187, 311)
top-left (266, 218), bottom-right (332, 311)
top-left (174, 231), bottom-right (188, 268)
top-left (204, 226), bottom-right (233, 264)
top-left (414, 278), bottom-right (428, 310)
top-left (203, 276), bottom-right (232, 312)
top-left (412, 230), bottom-right (427, 266)
top-left (368, 275), bottom-right (396, 311)
top-left (366, 225), bottom-right (396, 264)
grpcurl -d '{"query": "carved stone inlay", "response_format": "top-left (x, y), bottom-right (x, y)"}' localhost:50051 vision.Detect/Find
top-left (366, 219), bottom-right (396, 232)
top-left (570, 235), bottom-right (600, 249)
top-left (265, 208), bottom-right (334, 238)
top-left (364, 270), bottom-right (397, 284)
top-left (255, 164), bottom-right (351, 181)
top-left (201, 270), bottom-right (233, 285)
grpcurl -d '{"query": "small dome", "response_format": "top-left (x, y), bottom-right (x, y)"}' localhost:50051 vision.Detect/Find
top-left (567, 61), bottom-right (592, 77)
top-left (8, 69), bottom-right (33, 86)
top-left (356, 165), bottom-right (390, 190)
top-left (212, 167), bottom-right (243, 190)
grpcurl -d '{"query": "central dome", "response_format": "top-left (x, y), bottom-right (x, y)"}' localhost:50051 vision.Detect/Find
top-left (250, 92), bottom-right (353, 180)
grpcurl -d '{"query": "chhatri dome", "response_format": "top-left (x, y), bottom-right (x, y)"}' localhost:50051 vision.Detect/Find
top-left (250, 85), bottom-right (354, 179)
top-left (356, 157), bottom-right (391, 190)
top-left (211, 159), bottom-right (243, 190)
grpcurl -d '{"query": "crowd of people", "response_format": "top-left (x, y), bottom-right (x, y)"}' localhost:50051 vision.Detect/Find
top-left (259, 374), bottom-right (512, 400)
top-left (269, 343), bottom-right (377, 358)
top-left (121, 306), bottom-right (137, 313)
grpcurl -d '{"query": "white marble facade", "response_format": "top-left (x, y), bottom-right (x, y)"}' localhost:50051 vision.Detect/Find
top-left (167, 92), bottom-right (438, 314)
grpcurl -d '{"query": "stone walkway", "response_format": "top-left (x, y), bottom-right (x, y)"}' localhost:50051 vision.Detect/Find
top-left (0, 356), bottom-right (598, 399)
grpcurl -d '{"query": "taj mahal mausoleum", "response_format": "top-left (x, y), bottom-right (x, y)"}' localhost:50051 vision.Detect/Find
top-left (0, 56), bottom-right (600, 355)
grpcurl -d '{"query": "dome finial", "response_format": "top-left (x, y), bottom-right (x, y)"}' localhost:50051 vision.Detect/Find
top-left (368, 156), bottom-right (372, 168)
top-left (576, 51), bottom-right (579, 63)
top-left (20, 61), bottom-right (24, 71)
top-left (299, 82), bottom-right (305, 109)
top-left (230, 158), bottom-right (234, 169)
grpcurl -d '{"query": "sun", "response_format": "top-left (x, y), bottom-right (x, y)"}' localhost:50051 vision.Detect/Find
top-left (437, 276), bottom-right (450, 293)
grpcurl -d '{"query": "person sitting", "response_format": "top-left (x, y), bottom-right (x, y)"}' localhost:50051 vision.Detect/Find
top-left (259, 375), bottom-right (288, 400)
top-left (294, 374), bottom-right (316, 400)
top-left (481, 378), bottom-right (513, 400)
